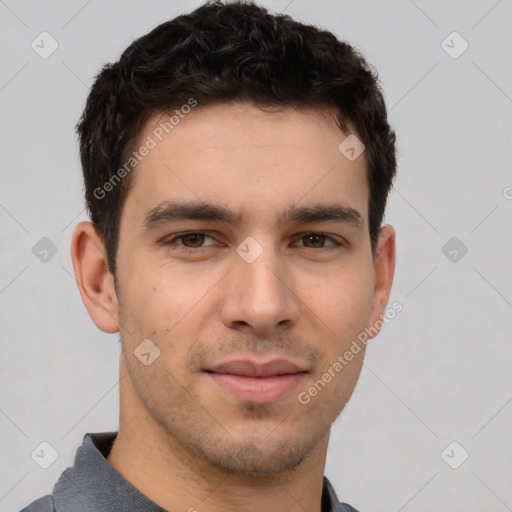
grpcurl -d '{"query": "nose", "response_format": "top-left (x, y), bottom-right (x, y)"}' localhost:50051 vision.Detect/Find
top-left (220, 242), bottom-right (300, 336)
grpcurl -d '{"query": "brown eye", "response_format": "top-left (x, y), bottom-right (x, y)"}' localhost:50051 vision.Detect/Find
top-left (180, 233), bottom-right (206, 248)
top-left (297, 233), bottom-right (338, 249)
top-left (302, 234), bottom-right (326, 248)
top-left (163, 232), bottom-right (217, 251)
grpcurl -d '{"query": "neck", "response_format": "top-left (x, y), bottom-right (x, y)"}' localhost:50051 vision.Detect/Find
top-left (107, 357), bottom-right (330, 512)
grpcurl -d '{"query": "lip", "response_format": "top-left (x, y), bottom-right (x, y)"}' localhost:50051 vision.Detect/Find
top-left (207, 359), bottom-right (305, 377)
top-left (204, 359), bottom-right (308, 404)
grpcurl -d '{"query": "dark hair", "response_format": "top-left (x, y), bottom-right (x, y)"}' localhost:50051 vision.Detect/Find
top-left (76, 0), bottom-right (396, 277)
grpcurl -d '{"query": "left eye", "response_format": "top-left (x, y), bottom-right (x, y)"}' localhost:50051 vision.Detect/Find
top-left (165, 232), bottom-right (217, 249)
top-left (295, 233), bottom-right (339, 249)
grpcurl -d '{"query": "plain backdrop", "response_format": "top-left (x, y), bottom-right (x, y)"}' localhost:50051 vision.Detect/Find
top-left (1, 1), bottom-right (511, 511)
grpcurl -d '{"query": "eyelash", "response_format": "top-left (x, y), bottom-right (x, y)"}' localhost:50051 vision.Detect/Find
top-left (163, 231), bottom-right (345, 252)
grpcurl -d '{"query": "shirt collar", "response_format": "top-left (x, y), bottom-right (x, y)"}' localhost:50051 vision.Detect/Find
top-left (53, 432), bottom-right (165, 512)
top-left (52, 432), bottom-right (348, 512)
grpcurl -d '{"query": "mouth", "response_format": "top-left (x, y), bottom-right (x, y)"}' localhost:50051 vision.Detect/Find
top-left (203, 359), bottom-right (308, 404)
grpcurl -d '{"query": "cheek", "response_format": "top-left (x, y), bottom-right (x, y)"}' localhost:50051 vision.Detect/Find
top-left (119, 269), bottom-right (211, 362)
top-left (117, 269), bottom-right (177, 347)
top-left (120, 257), bottom-right (188, 318)
top-left (305, 266), bottom-right (375, 333)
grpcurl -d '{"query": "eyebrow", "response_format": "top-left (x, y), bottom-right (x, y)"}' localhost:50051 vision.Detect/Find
top-left (141, 200), bottom-right (364, 231)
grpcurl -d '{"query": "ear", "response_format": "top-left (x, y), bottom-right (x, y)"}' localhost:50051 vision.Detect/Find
top-left (368, 224), bottom-right (396, 339)
top-left (71, 221), bottom-right (120, 333)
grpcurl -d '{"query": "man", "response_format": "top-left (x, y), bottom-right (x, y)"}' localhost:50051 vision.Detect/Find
top-left (21, 1), bottom-right (396, 511)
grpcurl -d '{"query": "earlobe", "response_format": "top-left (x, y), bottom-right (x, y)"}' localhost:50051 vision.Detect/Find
top-left (71, 221), bottom-right (120, 334)
top-left (368, 225), bottom-right (396, 338)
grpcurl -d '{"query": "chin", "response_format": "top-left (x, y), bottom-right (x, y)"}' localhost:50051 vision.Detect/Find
top-left (190, 431), bottom-right (317, 475)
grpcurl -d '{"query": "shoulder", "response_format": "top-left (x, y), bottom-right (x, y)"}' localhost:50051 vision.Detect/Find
top-left (19, 494), bottom-right (55, 512)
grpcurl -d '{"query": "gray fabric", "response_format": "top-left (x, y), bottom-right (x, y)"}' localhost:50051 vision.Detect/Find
top-left (20, 432), bottom-right (359, 512)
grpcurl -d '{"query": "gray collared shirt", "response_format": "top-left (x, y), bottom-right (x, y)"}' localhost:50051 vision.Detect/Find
top-left (20, 432), bottom-right (359, 512)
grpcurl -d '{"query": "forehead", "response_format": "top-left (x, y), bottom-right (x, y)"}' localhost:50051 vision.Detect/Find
top-left (123, 102), bottom-right (369, 228)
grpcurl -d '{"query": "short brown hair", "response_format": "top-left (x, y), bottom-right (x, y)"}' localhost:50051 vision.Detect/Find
top-left (76, 0), bottom-right (396, 276)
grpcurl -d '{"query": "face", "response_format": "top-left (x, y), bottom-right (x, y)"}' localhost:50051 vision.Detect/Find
top-left (113, 102), bottom-right (390, 474)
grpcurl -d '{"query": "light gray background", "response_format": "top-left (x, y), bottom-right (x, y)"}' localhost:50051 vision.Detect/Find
top-left (1, 1), bottom-right (511, 511)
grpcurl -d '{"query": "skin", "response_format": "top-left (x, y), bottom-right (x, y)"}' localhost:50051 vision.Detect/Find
top-left (71, 102), bottom-right (395, 512)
